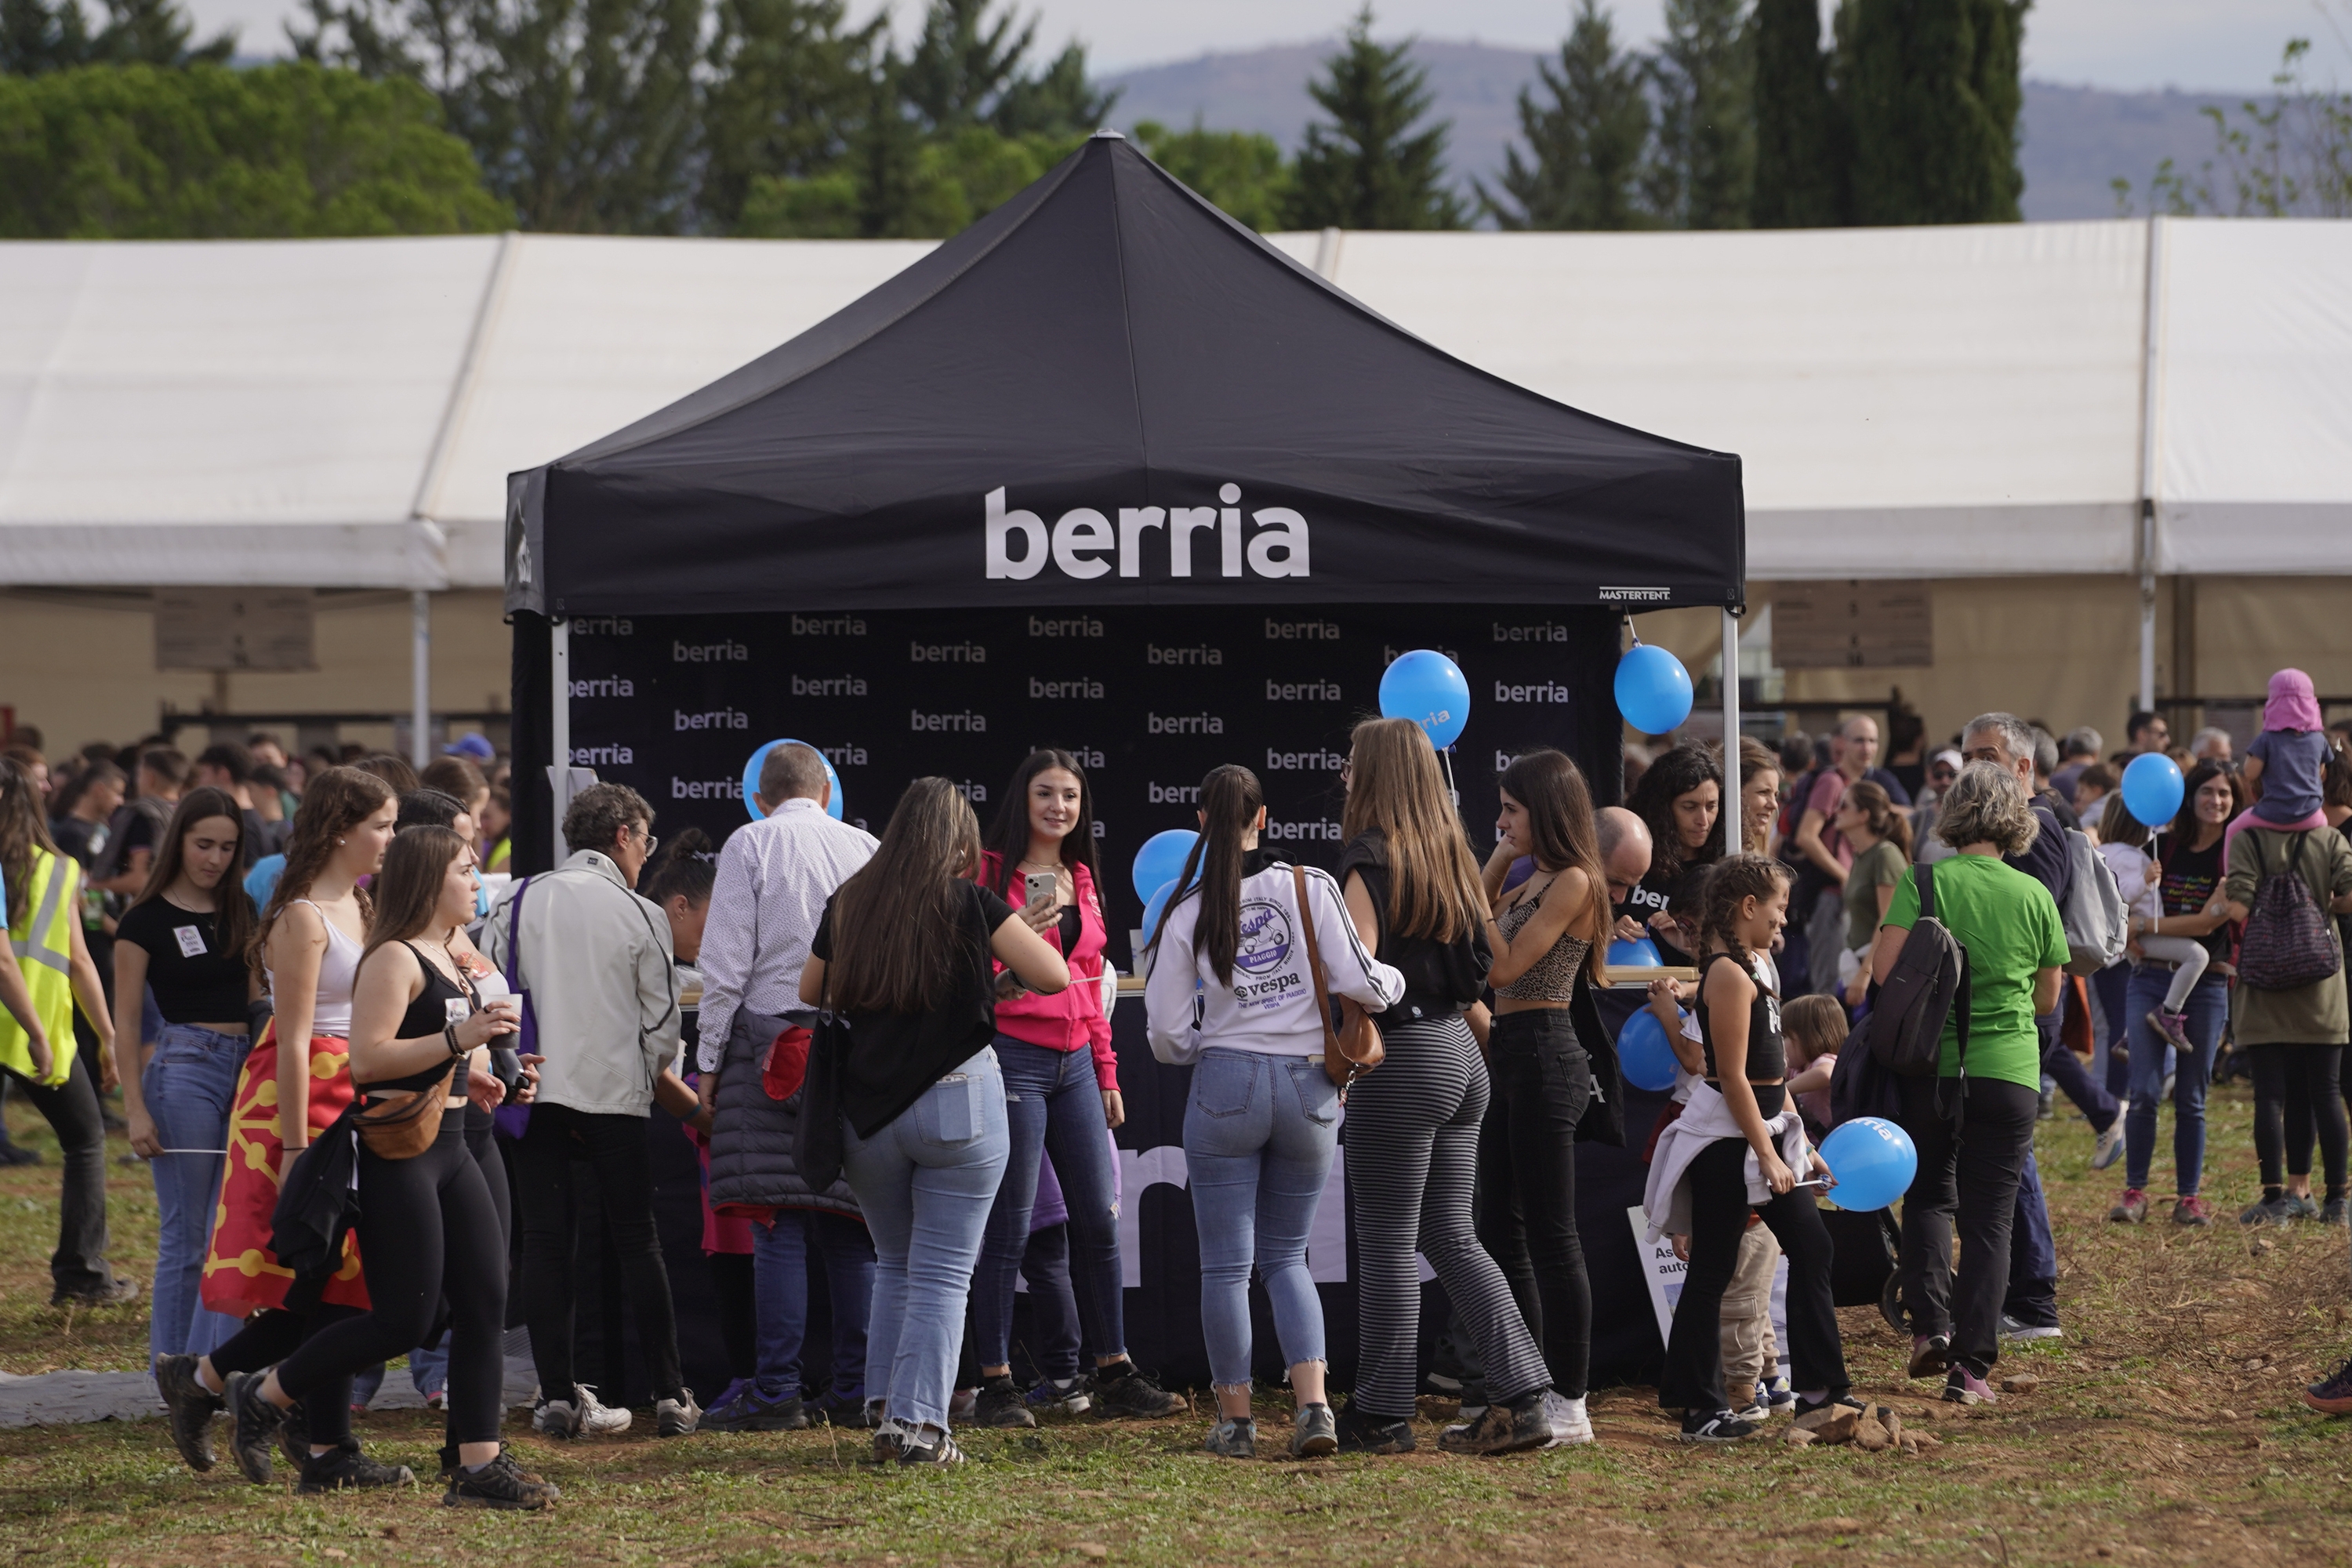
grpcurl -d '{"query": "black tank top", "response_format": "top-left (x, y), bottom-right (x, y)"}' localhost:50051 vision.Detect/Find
top-left (1695, 949), bottom-right (1786, 1087)
top-left (360, 941), bottom-right (476, 1094)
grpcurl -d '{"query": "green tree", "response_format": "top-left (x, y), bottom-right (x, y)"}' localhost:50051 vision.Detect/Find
top-left (1644, 0), bottom-right (1755, 228)
top-left (2, 0), bottom-right (231, 74)
top-left (699, 0), bottom-right (879, 230)
top-left (2114, 38), bottom-right (2352, 219)
top-left (1479, 0), bottom-right (1647, 230)
top-left (1840, 0), bottom-right (2027, 225)
top-left (1132, 117), bottom-right (1290, 230)
top-left (0, 60), bottom-right (507, 236)
top-left (1287, 6), bottom-right (1462, 230)
top-left (901, 0), bottom-right (1112, 137)
top-left (1750, 0), bottom-right (1843, 226)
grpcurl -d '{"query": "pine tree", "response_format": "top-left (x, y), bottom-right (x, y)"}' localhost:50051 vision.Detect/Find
top-left (1841, 0), bottom-right (2027, 224)
top-left (2, 0), bottom-right (230, 74)
top-left (1478, 0), bottom-right (1647, 230)
top-left (900, 0), bottom-right (1111, 137)
top-left (1645, 0), bottom-right (1755, 229)
top-left (1285, 5), bottom-right (1464, 230)
top-left (1750, 0), bottom-right (1843, 226)
top-left (699, 0), bottom-right (878, 229)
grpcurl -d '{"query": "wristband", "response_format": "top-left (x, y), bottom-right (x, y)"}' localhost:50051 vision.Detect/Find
top-left (445, 1022), bottom-right (466, 1058)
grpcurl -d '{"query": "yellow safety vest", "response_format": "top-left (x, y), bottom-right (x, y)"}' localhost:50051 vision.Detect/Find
top-left (3, 850), bottom-right (79, 1087)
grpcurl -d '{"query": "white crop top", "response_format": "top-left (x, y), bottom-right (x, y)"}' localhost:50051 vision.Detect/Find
top-left (266, 898), bottom-right (364, 1036)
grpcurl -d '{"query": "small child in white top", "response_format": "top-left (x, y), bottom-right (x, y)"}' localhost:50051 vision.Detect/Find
top-left (2096, 794), bottom-right (2209, 1047)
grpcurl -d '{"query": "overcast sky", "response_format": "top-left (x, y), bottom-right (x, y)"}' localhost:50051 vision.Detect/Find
top-left (191, 0), bottom-right (2352, 94)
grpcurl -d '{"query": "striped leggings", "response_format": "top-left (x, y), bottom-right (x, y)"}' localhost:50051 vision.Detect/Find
top-left (1345, 1016), bottom-right (1550, 1419)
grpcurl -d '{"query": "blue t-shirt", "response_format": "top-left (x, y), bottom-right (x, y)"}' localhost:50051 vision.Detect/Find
top-left (2249, 729), bottom-right (2330, 823)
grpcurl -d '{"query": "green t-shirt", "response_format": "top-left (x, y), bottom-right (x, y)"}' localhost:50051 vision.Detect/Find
top-left (1883, 853), bottom-right (2069, 1091)
top-left (1844, 839), bottom-right (1908, 952)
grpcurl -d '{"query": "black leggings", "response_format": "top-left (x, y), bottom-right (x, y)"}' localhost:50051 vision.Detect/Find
top-left (1658, 1135), bottom-right (1848, 1413)
top-left (1475, 1010), bottom-right (1593, 1400)
top-left (2252, 1044), bottom-right (2347, 1194)
top-left (274, 1116), bottom-right (509, 1445)
top-left (207, 1303), bottom-right (362, 1445)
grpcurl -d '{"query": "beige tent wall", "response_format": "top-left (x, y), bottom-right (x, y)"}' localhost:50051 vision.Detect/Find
top-left (0, 590), bottom-right (508, 755)
top-left (2189, 579), bottom-right (2352, 707)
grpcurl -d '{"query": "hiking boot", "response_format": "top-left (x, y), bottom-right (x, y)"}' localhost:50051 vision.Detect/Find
top-left (2092, 1116), bottom-right (2127, 1171)
top-left (1943, 1367), bottom-right (1998, 1406)
top-left (973, 1374), bottom-right (1037, 1428)
top-left (1201, 1416), bottom-right (1257, 1459)
top-left (227, 1372), bottom-right (285, 1485)
top-left (1541, 1392), bottom-right (1593, 1446)
top-left (656, 1392), bottom-right (702, 1436)
top-left (898, 1426), bottom-right (964, 1466)
top-left (1677, 1408), bottom-right (1757, 1443)
top-left (1025, 1376), bottom-right (1092, 1414)
top-left (49, 1276), bottom-right (139, 1308)
top-left (1333, 1402), bottom-right (1416, 1454)
top-left (154, 1354), bottom-right (223, 1472)
top-left (442, 1450), bottom-right (558, 1511)
top-left (2173, 1195), bottom-right (2215, 1226)
top-left (2147, 1007), bottom-right (2191, 1050)
top-left (2284, 1192), bottom-right (2321, 1221)
top-left (813, 1390), bottom-right (872, 1428)
top-left (1907, 1334), bottom-right (1951, 1379)
top-left (2305, 1356), bottom-right (2352, 1415)
top-left (297, 1439), bottom-right (415, 1495)
top-left (701, 1385), bottom-right (808, 1433)
top-left (2109, 1188), bottom-right (2150, 1224)
top-left (1088, 1361), bottom-right (1185, 1419)
top-left (1290, 1402), bottom-right (1338, 1457)
top-left (1437, 1387), bottom-right (1556, 1455)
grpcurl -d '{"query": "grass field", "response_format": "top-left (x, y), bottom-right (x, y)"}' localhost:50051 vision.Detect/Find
top-left (2, 1080), bottom-right (2350, 1566)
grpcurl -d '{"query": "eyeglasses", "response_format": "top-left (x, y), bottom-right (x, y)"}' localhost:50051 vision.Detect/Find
top-left (636, 825), bottom-right (659, 855)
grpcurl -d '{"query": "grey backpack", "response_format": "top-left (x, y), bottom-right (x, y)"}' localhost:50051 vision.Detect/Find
top-left (2059, 826), bottom-right (2129, 975)
top-left (1864, 861), bottom-right (1970, 1079)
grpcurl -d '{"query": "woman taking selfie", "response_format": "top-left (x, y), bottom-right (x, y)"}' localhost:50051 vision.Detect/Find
top-left (800, 778), bottom-right (1070, 1467)
top-left (1150, 763), bottom-right (1403, 1460)
top-left (230, 826), bottom-right (542, 1506)
top-left (111, 788), bottom-right (260, 1368)
top-left (161, 768), bottom-right (393, 1480)
top-left (969, 751), bottom-right (1178, 1427)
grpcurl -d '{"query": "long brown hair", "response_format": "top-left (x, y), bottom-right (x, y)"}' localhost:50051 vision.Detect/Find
top-left (1842, 779), bottom-right (1913, 859)
top-left (982, 750), bottom-right (1103, 898)
top-left (826, 778), bottom-right (983, 1012)
top-left (1341, 717), bottom-right (1487, 942)
top-left (130, 786), bottom-right (256, 960)
top-left (362, 826), bottom-right (468, 966)
top-left (0, 759), bottom-right (58, 927)
top-left (254, 766), bottom-right (394, 970)
top-left (1154, 764), bottom-right (1263, 986)
top-left (1497, 750), bottom-right (1611, 985)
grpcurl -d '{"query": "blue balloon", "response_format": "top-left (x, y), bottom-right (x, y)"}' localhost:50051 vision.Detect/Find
top-left (1378, 649), bottom-right (1472, 750)
top-left (1819, 1116), bottom-right (1919, 1212)
top-left (743, 740), bottom-right (844, 822)
top-left (1139, 879), bottom-right (1180, 946)
top-left (2121, 751), bottom-right (2184, 829)
top-left (1615, 643), bottom-right (1694, 735)
top-left (1616, 1007), bottom-right (1682, 1092)
top-left (1606, 936), bottom-right (1662, 969)
top-left (1132, 828), bottom-right (1200, 903)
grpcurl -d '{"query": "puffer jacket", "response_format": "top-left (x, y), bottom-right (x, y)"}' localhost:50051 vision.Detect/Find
top-left (706, 1007), bottom-right (861, 1221)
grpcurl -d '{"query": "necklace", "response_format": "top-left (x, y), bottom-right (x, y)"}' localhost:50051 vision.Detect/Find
top-left (1017, 857), bottom-right (1063, 873)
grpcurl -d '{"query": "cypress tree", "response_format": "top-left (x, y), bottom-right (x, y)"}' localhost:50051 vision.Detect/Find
top-left (1751, 0), bottom-right (1843, 227)
top-left (1842, 0), bottom-right (2027, 224)
top-left (1646, 0), bottom-right (1756, 229)
top-left (1478, 0), bottom-right (1648, 230)
top-left (1286, 5), bottom-right (1464, 230)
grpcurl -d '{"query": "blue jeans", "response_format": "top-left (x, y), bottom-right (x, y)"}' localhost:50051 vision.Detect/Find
top-left (971, 1038), bottom-right (1125, 1370)
top-left (143, 1024), bottom-right (248, 1363)
top-left (2124, 967), bottom-right (2227, 1195)
top-left (1184, 1048), bottom-right (1338, 1388)
top-left (752, 1208), bottom-right (875, 1403)
top-left (842, 1048), bottom-right (1009, 1431)
top-left (1022, 1223), bottom-right (1082, 1381)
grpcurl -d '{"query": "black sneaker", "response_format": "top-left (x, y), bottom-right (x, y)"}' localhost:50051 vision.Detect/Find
top-left (1679, 1409), bottom-right (1759, 1443)
top-left (1332, 1402), bottom-right (1416, 1454)
top-left (898, 1427), bottom-right (965, 1466)
top-left (49, 1276), bottom-right (139, 1308)
top-left (1437, 1388), bottom-right (1555, 1455)
top-left (273, 1399), bottom-right (310, 1475)
top-left (813, 1390), bottom-right (872, 1428)
top-left (701, 1385), bottom-right (809, 1432)
top-left (2306, 1356), bottom-right (2352, 1415)
top-left (227, 1372), bottom-right (285, 1485)
top-left (154, 1354), bottom-right (223, 1472)
top-left (973, 1375), bottom-right (1038, 1428)
top-left (1087, 1361), bottom-right (1185, 1419)
top-left (297, 1439), bottom-right (416, 1495)
top-left (442, 1450), bottom-right (558, 1510)
top-left (437, 1443), bottom-right (559, 1496)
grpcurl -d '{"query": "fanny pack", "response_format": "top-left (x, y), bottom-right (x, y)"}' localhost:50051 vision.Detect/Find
top-left (355, 1062), bottom-right (458, 1160)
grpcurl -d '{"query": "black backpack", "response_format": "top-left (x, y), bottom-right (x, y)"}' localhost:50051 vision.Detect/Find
top-left (1864, 860), bottom-right (1970, 1079)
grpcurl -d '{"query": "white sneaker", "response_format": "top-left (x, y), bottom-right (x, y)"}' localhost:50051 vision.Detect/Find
top-left (532, 1397), bottom-right (580, 1439)
top-left (655, 1392), bottom-right (700, 1437)
top-left (575, 1384), bottom-right (633, 1436)
top-left (2092, 1114), bottom-right (2127, 1171)
top-left (1540, 1391), bottom-right (1594, 1446)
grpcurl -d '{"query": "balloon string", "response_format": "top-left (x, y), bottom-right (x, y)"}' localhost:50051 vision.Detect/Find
top-left (1443, 747), bottom-right (1457, 800)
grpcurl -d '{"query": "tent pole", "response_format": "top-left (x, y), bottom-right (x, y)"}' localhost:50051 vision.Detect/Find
top-left (550, 618), bottom-right (570, 866)
top-left (2135, 212), bottom-right (2168, 718)
top-left (1720, 608), bottom-right (1741, 853)
top-left (410, 590), bottom-right (431, 768)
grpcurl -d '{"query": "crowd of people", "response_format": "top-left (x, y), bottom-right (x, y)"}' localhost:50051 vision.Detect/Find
top-left (3, 665), bottom-right (2352, 1502)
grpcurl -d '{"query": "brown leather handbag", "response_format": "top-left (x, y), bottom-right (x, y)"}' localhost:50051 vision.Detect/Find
top-left (353, 1060), bottom-right (457, 1160)
top-left (1294, 865), bottom-right (1384, 1087)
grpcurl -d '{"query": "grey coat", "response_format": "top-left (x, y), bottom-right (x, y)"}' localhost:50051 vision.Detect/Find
top-left (706, 1008), bottom-right (862, 1221)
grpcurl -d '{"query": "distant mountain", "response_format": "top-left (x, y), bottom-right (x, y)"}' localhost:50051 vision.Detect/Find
top-left (1102, 39), bottom-right (2247, 222)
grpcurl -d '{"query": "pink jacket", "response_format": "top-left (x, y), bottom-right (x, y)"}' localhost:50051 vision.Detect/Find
top-left (982, 852), bottom-right (1117, 1091)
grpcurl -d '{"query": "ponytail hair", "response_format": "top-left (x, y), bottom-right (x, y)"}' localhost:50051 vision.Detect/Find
top-left (1697, 852), bottom-right (1791, 969)
top-left (1157, 764), bottom-right (1264, 986)
top-left (1844, 779), bottom-right (1912, 859)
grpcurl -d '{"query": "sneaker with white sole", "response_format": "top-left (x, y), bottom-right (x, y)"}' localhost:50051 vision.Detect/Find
top-left (578, 1384), bottom-right (634, 1436)
top-left (656, 1392), bottom-right (702, 1436)
top-left (1677, 1408), bottom-right (1757, 1443)
top-left (898, 1426), bottom-right (964, 1466)
top-left (2092, 1116), bottom-right (2127, 1171)
top-left (1730, 1396), bottom-right (1769, 1423)
top-left (871, 1417), bottom-right (913, 1465)
top-left (1943, 1366), bottom-right (1998, 1405)
top-left (1541, 1391), bottom-right (1594, 1446)
top-left (1998, 1314), bottom-right (2063, 1344)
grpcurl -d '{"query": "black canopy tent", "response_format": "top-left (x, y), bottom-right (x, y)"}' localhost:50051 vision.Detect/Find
top-left (501, 132), bottom-right (1749, 1401)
